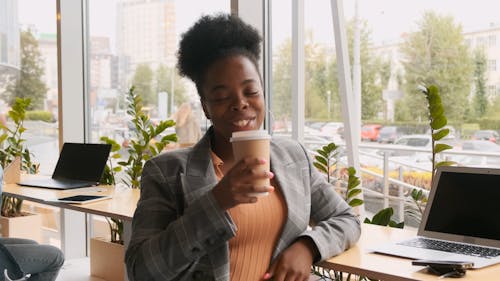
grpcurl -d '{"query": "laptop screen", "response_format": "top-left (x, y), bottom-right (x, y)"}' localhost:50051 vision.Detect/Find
top-left (423, 168), bottom-right (500, 242)
top-left (52, 143), bottom-right (111, 182)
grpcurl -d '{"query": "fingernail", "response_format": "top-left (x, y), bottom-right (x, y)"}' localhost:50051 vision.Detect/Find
top-left (263, 273), bottom-right (271, 279)
top-left (268, 186), bottom-right (275, 192)
top-left (268, 171), bottom-right (274, 178)
top-left (259, 158), bottom-right (267, 164)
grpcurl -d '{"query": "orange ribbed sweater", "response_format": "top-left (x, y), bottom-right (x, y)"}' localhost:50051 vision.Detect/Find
top-left (211, 152), bottom-right (287, 281)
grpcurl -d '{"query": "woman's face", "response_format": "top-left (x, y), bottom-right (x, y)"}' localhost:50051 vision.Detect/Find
top-left (201, 55), bottom-right (265, 141)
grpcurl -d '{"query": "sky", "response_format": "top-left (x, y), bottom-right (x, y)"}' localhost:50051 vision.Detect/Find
top-left (17, 0), bottom-right (500, 49)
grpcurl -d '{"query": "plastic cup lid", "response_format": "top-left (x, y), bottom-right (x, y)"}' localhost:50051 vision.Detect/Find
top-left (230, 130), bottom-right (271, 142)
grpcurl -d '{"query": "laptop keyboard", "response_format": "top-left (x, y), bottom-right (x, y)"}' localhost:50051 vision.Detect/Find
top-left (399, 238), bottom-right (500, 258)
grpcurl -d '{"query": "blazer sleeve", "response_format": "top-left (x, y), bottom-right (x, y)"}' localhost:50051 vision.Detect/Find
top-left (125, 158), bottom-right (237, 280)
top-left (298, 143), bottom-right (361, 261)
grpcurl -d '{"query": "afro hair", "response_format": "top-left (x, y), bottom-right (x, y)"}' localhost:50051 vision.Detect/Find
top-left (177, 13), bottom-right (262, 94)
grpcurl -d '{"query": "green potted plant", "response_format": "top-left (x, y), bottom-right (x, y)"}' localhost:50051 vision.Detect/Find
top-left (313, 143), bottom-right (364, 208)
top-left (405, 85), bottom-right (455, 224)
top-left (90, 86), bottom-right (177, 281)
top-left (0, 97), bottom-right (41, 241)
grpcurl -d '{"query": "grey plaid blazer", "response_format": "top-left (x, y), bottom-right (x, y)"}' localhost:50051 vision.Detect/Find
top-left (125, 128), bottom-right (361, 281)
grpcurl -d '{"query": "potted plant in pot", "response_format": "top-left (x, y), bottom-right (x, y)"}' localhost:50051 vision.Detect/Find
top-left (0, 97), bottom-right (41, 241)
top-left (90, 86), bottom-right (177, 281)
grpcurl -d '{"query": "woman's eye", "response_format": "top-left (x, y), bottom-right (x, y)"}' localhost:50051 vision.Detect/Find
top-left (210, 96), bottom-right (230, 103)
top-left (246, 91), bottom-right (259, 96)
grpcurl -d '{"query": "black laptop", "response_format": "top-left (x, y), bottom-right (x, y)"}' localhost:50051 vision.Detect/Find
top-left (371, 166), bottom-right (500, 268)
top-left (18, 143), bottom-right (111, 190)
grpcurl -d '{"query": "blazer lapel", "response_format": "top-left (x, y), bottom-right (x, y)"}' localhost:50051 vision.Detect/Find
top-left (180, 128), bottom-right (230, 281)
top-left (270, 140), bottom-right (309, 260)
top-left (181, 129), bottom-right (218, 206)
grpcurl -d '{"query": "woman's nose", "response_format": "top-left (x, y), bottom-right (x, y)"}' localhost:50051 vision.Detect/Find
top-left (231, 95), bottom-right (249, 111)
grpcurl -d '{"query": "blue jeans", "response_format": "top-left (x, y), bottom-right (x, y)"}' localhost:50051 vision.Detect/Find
top-left (0, 238), bottom-right (64, 281)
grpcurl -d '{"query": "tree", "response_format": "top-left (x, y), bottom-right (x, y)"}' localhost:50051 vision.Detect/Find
top-left (271, 39), bottom-right (293, 123)
top-left (271, 20), bottom-right (388, 123)
top-left (4, 29), bottom-right (47, 110)
top-left (397, 11), bottom-right (473, 122)
top-left (472, 48), bottom-right (488, 119)
top-left (155, 64), bottom-right (188, 113)
top-left (305, 32), bottom-right (332, 120)
top-left (132, 64), bottom-right (154, 107)
top-left (485, 95), bottom-right (500, 119)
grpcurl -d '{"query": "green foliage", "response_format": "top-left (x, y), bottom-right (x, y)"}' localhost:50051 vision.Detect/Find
top-left (472, 48), bottom-right (488, 118)
top-left (405, 189), bottom-right (428, 223)
top-left (25, 110), bottom-right (54, 122)
top-left (4, 29), bottom-right (48, 110)
top-left (346, 167), bottom-right (363, 208)
top-left (313, 142), bottom-right (340, 183)
top-left (99, 137), bottom-right (122, 185)
top-left (397, 11), bottom-right (473, 123)
top-left (0, 98), bottom-right (39, 217)
top-left (102, 86), bottom-right (177, 189)
top-left (401, 85), bottom-right (454, 225)
top-left (314, 143), bottom-right (364, 208)
top-left (271, 39), bottom-right (293, 121)
top-left (99, 86), bottom-right (177, 244)
top-left (364, 207), bottom-right (404, 229)
top-left (132, 64), bottom-right (154, 107)
top-left (271, 20), bottom-right (389, 123)
top-left (155, 64), bottom-right (188, 114)
top-left (420, 85), bottom-right (455, 181)
top-left (106, 217), bottom-right (124, 245)
top-left (346, 19), bottom-right (388, 120)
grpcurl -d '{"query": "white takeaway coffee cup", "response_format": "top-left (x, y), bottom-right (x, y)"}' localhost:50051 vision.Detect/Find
top-left (230, 130), bottom-right (271, 196)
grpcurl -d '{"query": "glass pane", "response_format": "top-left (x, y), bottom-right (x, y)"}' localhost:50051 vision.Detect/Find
top-left (88, 0), bottom-right (229, 149)
top-left (87, 0), bottom-right (229, 237)
top-left (1, 0), bottom-right (59, 174)
top-left (0, 0), bottom-right (60, 244)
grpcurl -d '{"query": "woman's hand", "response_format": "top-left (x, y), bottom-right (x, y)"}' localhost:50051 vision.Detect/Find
top-left (263, 237), bottom-right (319, 281)
top-left (212, 157), bottom-right (274, 210)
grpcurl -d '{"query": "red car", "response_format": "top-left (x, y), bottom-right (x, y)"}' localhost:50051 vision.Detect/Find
top-left (361, 124), bottom-right (382, 141)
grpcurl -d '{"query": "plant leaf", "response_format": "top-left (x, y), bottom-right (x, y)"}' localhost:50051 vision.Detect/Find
top-left (348, 198), bottom-right (364, 207)
top-left (313, 162), bottom-right (328, 174)
top-left (315, 155), bottom-right (328, 166)
top-left (434, 143), bottom-right (453, 153)
top-left (430, 116), bottom-right (447, 130)
top-left (347, 189), bottom-right (362, 199)
top-left (432, 128), bottom-right (449, 141)
top-left (436, 161), bottom-right (456, 168)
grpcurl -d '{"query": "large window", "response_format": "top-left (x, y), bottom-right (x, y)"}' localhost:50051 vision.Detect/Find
top-left (0, 0), bottom-right (59, 175)
top-left (87, 0), bottom-right (229, 151)
top-left (268, 0), bottom-right (500, 222)
top-left (0, 0), bottom-right (60, 246)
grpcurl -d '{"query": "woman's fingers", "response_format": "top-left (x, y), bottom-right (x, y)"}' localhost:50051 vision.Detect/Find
top-left (213, 157), bottom-right (274, 209)
top-left (231, 183), bottom-right (275, 198)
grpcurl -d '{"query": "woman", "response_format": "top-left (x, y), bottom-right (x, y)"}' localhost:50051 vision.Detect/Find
top-left (125, 14), bottom-right (361, 281)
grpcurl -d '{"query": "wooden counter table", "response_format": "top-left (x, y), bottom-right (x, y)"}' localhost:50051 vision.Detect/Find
top-left (317, 224), bottom-right (500, 280)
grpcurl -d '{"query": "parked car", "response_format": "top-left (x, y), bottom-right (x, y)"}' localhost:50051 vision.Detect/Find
top-left (461, 140), bottom-right (500, 152)
top-left (377, 134), bottom-right (432, 157)
top-left (472, 130), bottom-right (500, 144)
top-left (361, 124), bottom-right (382, 142)
top-left (307, 121), bottom-right (327, 131)
top-left (320, 122), bottom-right (343, 137)
top-left (455, 140), bottom-right (500, 168)
top-left (377, 126), bottom-right (403, 143)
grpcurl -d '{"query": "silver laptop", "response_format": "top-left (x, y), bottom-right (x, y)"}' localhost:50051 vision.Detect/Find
top-left (371, 166), bottom-right (500, 268)
top-left (18, 143), bottom-right (111, 190)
